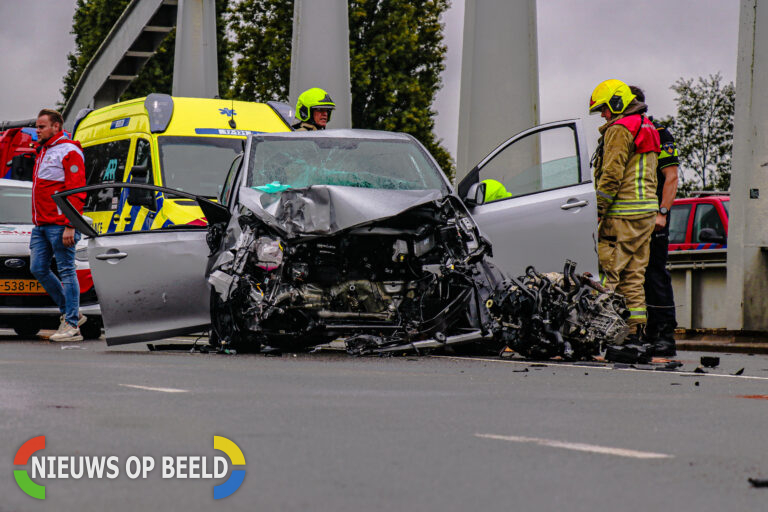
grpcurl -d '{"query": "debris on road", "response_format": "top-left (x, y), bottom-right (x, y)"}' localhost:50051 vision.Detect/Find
top-left (700, 356), bottom-right (720, 368)
top-left (748, 478), bottom-right (768, 488)
top-left (733, 368), bottom-right (745, 375)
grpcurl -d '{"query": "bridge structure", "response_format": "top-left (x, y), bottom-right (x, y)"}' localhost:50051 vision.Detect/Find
top-left (59, 0), bottom-right (768, 333)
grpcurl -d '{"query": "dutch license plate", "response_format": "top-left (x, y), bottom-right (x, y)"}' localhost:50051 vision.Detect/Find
top-left (0, 279), bottom-right (46, 294)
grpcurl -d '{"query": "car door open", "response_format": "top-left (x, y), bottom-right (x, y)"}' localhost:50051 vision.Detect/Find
top-left (53, 184), bottom-right (229, 345)
top-left (457, 119), bottom-right (599, 277)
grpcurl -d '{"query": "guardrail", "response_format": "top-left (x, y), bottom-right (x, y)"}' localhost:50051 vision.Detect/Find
top-left (666, 248), bottom-right (727, 329)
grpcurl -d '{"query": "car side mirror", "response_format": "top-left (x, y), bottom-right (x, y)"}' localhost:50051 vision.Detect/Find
top-left (130, 164), bottom-right (149, 184)
top-left (464, 182), bottom-right (486, 207)
top-left (127, 187), bottom-right (157, 211)
top-left (699, 227), bottom-right (726, 244)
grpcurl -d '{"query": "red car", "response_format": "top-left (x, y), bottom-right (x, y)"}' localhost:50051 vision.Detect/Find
top-left (668, 193), bottom-right (729, 251)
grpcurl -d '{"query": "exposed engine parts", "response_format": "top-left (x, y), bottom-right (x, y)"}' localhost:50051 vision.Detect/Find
top-left (206, 188), bottom-right (630, 361)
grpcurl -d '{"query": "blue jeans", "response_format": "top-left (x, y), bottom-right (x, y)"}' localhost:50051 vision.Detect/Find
top-left (30, 225), bottom-right (81, 327)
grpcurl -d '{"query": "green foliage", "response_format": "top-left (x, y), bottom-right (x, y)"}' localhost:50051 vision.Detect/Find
top-left (663, 73), bottom-right (734, 195)
top-left (348, 0), bottom-right (453, 177)
top-left (61, 0), bottom-right (232, 108)
top-left (226, 0), bottom-right (454, 178)
top-left (226, 0), bottom-right (293, 102)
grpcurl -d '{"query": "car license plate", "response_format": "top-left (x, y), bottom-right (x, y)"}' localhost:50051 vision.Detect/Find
top-left (0, 279), bottom-right (46, 294)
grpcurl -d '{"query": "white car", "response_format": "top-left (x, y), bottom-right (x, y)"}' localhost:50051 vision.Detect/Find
top-left (0, 179), bottom-right (102, 338)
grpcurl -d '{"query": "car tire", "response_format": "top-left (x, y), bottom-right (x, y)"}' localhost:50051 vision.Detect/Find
top-left (210, 289), bottom-right (260, 353)
top-left (80, 317), bottom-right (103, 340)
top-left (13, 325), bottom-right (40, 338)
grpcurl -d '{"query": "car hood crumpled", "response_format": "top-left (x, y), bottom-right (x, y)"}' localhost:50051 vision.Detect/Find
top-left (236, 185), bottom-right (445, 237)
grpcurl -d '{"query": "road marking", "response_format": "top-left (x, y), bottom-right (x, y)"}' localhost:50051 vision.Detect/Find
top-left (475, 433), bottom-right (673, 459)
top-left (435, 356), bottom-right (768, 382)
top-left (119, 384), bottom-right (188, 393)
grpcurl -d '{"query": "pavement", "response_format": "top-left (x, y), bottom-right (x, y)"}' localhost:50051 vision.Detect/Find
top-left (2, 329), bottom-right (768, 511)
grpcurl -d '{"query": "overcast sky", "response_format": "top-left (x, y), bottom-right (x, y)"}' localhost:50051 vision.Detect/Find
top-left (0, 0), bottom-right (739, 160)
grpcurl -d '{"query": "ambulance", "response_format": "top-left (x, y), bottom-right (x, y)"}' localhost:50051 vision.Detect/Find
top-left (71, 94), bottom-right (293, 233)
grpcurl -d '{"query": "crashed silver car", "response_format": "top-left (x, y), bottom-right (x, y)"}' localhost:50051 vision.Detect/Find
top-left (54, 123), bottom-right (627, 358)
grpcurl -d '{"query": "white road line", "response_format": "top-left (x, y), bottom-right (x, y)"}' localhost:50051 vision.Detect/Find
top-left (475, 433), bottom-right (673, 459)
top-left (119, 384), bottom-right (188, 393)
top-left (435, 355), bottom-right (768, 382)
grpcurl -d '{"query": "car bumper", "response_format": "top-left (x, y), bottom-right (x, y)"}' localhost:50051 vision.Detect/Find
top-left (0, 303), bottom-right (101, 316)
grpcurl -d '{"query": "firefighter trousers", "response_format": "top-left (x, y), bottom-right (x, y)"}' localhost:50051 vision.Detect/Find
top-left (598, 215), bottom-right (655, 326)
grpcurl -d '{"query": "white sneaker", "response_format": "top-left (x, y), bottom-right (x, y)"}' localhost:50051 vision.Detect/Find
top-left (58, 314), bottom-right (87, 331)
top-left (49, 323), bottom-right (83, 342)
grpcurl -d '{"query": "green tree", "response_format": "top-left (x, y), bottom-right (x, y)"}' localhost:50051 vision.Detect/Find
top-left (61, 0), bottom-right (232, 108)
top-left (661, 73), bottom-right (734, 195)
top-left (226, 0), bottom-right (293, 102)
top-left (226, 0), bottom-right (454, 177)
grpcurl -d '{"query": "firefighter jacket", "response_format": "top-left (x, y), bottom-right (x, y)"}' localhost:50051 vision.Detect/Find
top-left (592, 101), bottom-right (660, 218)
top-left (292, 121), bottom-right (319, 131)
top-left (32, 131), bottom-right (86, 226)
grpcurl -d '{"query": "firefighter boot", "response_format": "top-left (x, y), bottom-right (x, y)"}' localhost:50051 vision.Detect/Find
top-left (652, 322), bottom-right (677, 357)
top-left (604, 325), bottom-right (652, 364)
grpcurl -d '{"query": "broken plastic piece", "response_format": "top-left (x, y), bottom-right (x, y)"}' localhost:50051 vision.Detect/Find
top-left (700, 356), bottom-right (720, 368)
top-left (748, 478), bottom-right (768, 488)
top-left (733, 368), bottom-right (745, 376)
top-left (693, 367), bottom-right (707, 374)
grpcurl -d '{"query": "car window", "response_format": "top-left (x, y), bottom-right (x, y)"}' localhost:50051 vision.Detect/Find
top-left (82, 139), bottom-right (130, 212)
top-left (130, 138), bottom-right (154, 185)
top-left (0, 186), bottom-right (32, 224)
top-left (248, 137), bottom-right (447, 192)
top-left (477, 125), bottom-right (580, 203)
top-left (221, 153), bottom-right (243, 206)
top-left (669, 204), bottom-right (691, 244)
top-left (693, 203), bottom-right (725, 242)
top-left (722, 199), bottom-right (729, 217)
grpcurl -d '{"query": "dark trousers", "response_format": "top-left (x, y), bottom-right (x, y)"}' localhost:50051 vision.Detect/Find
top-left (644, 230), bottom-right (676, 332)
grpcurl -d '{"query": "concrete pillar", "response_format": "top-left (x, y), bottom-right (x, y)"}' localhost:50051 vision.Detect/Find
top-left (456, 0), bottom-right (539, 177)
top-left (726, 0), bottom-right (768, 331)
top-left (172, 0), bottom-right (219, 98)
top-left (289, 0), bottom-right (352, 129)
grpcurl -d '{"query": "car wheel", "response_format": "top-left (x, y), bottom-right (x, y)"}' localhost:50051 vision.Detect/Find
top-left (13, 325), bottom-right (40, 338)
top-left (80, 317), bottom-right (103, 340)
top-left (210, 289), bottom-right (260, 353)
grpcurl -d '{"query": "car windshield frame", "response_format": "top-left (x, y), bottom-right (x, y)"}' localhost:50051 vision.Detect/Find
top-left (157, 135), bottom-right (245, 198)
top-left (0, 185), bottom-right (33, 224)
top-left (245, 135), bottom-right (449, 194)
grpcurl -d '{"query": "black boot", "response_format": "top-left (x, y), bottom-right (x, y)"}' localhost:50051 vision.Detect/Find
top-left (652, 322), bottom-right (677, 357)
top-left (604, 325), bottom-right (652, 364)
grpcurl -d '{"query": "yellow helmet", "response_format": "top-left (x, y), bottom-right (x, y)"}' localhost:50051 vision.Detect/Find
top-left (589, 79), bottom-right (636, 115)
top-left (296, 87), bottom-right (336, 122)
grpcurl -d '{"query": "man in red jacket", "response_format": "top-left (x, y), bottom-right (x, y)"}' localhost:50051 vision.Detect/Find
top-left (30, 109), bottom-right (87, 342)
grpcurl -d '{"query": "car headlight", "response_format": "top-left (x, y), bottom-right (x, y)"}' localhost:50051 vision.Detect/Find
top-left (75, 247), bottom-right (89, 262)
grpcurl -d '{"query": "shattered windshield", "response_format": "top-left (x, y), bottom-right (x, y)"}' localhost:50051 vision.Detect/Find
top-left (247, 137), bottom-right (447, 192)
top-left (158, 136), bottom-right (243, 197)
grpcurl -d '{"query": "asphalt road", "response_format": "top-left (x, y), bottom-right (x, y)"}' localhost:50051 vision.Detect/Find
top-left (1, 330), bottom-right (768, 512)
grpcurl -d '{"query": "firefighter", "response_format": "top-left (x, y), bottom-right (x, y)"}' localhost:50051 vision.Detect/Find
top-left (629, 85), bottom-right (679, 356)
top-left (292, 88), bottom-right (336, 131)
top-left (589, 79), bottom-right (660, 344)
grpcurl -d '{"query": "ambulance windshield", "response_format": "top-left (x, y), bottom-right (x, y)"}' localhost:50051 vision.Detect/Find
top-left (157, 136), bottom-right (243, 198)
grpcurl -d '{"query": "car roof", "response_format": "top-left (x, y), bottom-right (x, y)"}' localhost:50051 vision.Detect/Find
top-left (674, 196), bottom-right (730, 204)
top-left (0, 179), bottom-right (32, 189)
top-left (256, 128), bottom-right (414, 141)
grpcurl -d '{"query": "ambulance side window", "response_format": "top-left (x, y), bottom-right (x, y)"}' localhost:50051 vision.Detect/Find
top-left (82, 139), bottom-right (130, 212)
top-left (131, 138), bottom-right (154, 185)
